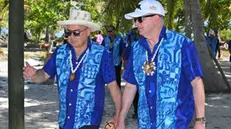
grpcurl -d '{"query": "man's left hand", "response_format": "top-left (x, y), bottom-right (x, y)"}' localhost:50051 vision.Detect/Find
top-left (108, 115), bottom-right (118, 126)
top-left (104, 115), bottom-right (118, 129)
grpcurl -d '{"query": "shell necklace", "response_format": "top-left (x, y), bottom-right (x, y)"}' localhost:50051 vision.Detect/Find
top-left (69, 48), bottom-right (89, 81)
top-left (142, 38), bottom-right (163, 76)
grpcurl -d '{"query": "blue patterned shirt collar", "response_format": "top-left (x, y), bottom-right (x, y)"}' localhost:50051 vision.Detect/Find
top-left (139, 26), bottom-right (167, 51)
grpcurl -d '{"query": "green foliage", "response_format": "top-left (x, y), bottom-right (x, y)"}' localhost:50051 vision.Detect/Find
top-left (0, 0), bottom-right (9, 29)
top-left (25, 0), bottom-right (70, 43)
top-left (202, 0), bottom-right (231, 30)
top-left (1, 0), bottom-right (230, 42)
top-left (164, 0), bottom-right (184, 32)
top-left (220, 29), bottom-right (231, 40)
top-left (100, 0), bottom-right (140, 32)
top-left (81, 0), bottom-right (102, 24)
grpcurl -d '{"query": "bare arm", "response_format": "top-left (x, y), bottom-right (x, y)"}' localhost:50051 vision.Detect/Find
top-left (107, 81), bottom-right (122, 124)
top-left (192, 77), bottom-right (205, 118)
top-left (32, 69), bottom-right (50, 83)
top-left (191, 77), bottom-right (206, 128)
top-left (117, 82), bottom-right (137, 129)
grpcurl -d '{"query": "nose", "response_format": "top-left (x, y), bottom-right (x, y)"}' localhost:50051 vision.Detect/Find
top-left (134, 21), bottom-right (140, 28)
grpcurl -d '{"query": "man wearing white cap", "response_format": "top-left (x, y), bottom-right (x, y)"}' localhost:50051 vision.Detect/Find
top-left (117, 0), bottom-right (205, 129)
top-left (24, 7), bottom-right (121, 129)
top-left (206, 29), bottom-right (218, 57)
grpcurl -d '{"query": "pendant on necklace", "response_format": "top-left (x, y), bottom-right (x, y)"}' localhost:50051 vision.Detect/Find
top-left (69, 73), bottom-right (75, 81)
top-left (142, 61), bottom-right (156, 76)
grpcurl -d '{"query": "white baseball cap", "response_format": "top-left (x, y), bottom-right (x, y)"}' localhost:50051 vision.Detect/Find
top-left (209, 29), bottom-right (215, 35)
top-left (124, 0), bottom-right (165, 20)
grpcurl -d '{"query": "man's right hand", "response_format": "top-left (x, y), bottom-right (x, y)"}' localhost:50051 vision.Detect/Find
top-left (23, 62), bottom-right (37, 79)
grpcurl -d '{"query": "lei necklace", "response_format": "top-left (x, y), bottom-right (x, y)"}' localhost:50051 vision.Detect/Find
top-left (142, 38), bottom-right (163, 76)
top-left (69, 48), bottom-right (89, 81)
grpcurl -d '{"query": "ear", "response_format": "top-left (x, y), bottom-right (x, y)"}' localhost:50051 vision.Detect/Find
top-left (87, 28), bottom-right (92, 35)
top-left (153, 15), bottom-right (161, 25)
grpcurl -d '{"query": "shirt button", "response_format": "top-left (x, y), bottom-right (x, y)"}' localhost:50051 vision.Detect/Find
top-left (149, 90), bottom-right (151, 93)
top-left (70, 89), bottom-right (73, 92)
top-left (69, 103), bottom-right (72, 106)
top-left (150, 106), bottom-right (153, 109)
top-left (67, 116), bottom-right (70, 119)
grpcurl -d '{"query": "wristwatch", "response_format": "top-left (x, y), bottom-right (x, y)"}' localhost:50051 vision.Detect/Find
top-left (195, 117), bottom-right (206, 124)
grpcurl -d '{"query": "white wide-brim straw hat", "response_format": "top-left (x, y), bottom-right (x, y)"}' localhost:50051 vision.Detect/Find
top-left (57, 8), bottom-right (100, 32)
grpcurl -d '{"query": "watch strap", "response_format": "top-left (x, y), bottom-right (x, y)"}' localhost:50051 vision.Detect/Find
top-left (195, 117), bottom-right (206, 124)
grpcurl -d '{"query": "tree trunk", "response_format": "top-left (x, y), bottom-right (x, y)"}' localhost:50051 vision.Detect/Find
top-left (8, 0), bottom-right (24, 128)
top-left (166, 0), bottom-right (174, 30)
top-left (115, 14), bottom-right (121, 30)
top-left (190, 0), bottom-right (229, 92)
top-left (45, 27), bottom-right (50, 44)
top-left (184, 0), bottom-right (192, 39)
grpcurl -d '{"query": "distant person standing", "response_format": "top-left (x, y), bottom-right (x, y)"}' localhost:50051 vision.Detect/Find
top-left (215, 30), bottom-right (221, 59)
top-left (123, 24), bottom-right (141, 119)
top-left (63, 29), bottom-right (68, 44)
top-left (96, 31), bottom-right (104, 44)
top-left (228, 39), bottom-right (231, 72)
top-left (206, 29), bottom-right (218, 57)
top-left (123, 24), bottom-right (140, 68)
top-left (102, 25), bottom-right (125, 88)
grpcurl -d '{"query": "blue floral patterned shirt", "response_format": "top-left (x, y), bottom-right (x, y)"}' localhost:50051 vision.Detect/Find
top-left (43, 40), bottom-right (116, 129)
top-left (123, 27), bottom-right (203, 129)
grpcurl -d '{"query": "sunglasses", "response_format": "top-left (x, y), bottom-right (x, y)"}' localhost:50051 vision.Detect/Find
top-left (65, 28), bottom-right (88, 36)
top-left (133, 14), bottom-right (156, 23)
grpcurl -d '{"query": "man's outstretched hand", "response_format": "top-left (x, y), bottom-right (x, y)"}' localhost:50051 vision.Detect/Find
top-left (23, 62), bottom-right (37, 79)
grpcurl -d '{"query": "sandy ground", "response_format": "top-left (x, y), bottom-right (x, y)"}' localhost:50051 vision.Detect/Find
top-left (0, 56), bottom-right (231, 129)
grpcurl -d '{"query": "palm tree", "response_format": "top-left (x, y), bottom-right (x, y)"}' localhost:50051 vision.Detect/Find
top-left (184, 0), bottom-right (192, 39)
top-left (190, 0), bottom-right (230, 92)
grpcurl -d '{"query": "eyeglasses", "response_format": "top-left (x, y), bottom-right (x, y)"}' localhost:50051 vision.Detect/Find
top-left (107, 30), bottom-right (113, 33)
top-left (65, 28), bottom-right (88, 36)
top-left (133, 14), bottom-right (156, 23)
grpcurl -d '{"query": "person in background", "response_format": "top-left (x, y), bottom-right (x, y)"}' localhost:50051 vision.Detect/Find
top-left (123, 24), bottom-right (140, 68)
top-left (116, 0), bottom-right (205, 129)
top-left (24, 8), bottom-right (121, 129)
top-left (102, 25), bottom-right (125, 88)
top-left (229, 39), bottom-right (231, 62)
top-left (96, 30), bottom-right (104, 44)
top-left (63, 29), bottom-right (68, 44)
top-left (214, 30), bottom-right (221, 59)
top-left (206, 29), bottom-right (218, 57)
top-left (123, 24), bottom-right (141, 119)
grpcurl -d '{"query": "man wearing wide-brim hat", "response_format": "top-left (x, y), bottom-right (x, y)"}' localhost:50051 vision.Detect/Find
top-left (23, 7), bottom-right (121, 129)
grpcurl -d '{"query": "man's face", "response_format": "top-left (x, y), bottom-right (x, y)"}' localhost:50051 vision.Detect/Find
top-left (107, 27), bottom-right (115, 37)
top-left (134, 14), bottom-right (159, 37)
top-left (66, 25), bottom-right (90, 48)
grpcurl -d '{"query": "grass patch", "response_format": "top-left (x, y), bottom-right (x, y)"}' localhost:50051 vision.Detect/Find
top-left (24, 51), bottom-right (47, 62)
top-left (0, 47), bottom-right (49, 62)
